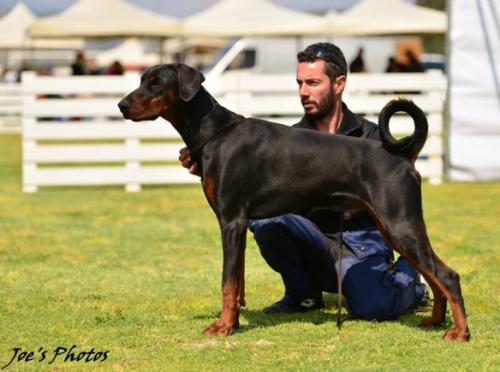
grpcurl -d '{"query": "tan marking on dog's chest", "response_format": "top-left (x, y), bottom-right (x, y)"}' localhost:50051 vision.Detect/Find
top-left (203, 176), bottom-right (216, 206)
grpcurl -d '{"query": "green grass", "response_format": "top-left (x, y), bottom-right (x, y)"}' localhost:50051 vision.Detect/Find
top-left (0, 134), bottom-right (499, 371)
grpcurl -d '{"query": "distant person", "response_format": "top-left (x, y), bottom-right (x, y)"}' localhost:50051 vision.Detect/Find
top-left (1, 64), bottom-right (13, 83)
top-left (16, 60), bottom-right (30, 82)
top-left (402, 50), bottom-right (425, 73)
top-left (39, 62), bottom-right (54, 76)
top-left (349, 47), bottom-right (366, 73)
top-left (87, 59), bottom-right (101, 75)
top-left (3, 68), bottom-right (16, 84)
top-left (71, 51), bottom-right (87, 75)
top-left (385, 56), bottom-right (403, 73)
top-left (107, 60), bottom-right (124, 75)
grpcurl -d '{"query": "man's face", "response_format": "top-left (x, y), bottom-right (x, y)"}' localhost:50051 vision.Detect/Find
top-left (296, 60), bottom-right (340, 120)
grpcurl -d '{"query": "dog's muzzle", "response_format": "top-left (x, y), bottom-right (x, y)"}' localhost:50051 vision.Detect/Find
top-left (118, 99), bottom-right (130, 117)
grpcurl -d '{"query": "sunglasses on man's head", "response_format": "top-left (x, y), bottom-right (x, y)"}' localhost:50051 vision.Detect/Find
top-left (305, 45), bottom-right (345, 73)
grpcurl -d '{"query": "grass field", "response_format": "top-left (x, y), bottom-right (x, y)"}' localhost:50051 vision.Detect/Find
top-left (0, 134), bottom-right (499, 371)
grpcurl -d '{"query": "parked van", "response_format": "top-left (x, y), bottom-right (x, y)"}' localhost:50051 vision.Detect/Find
top-left (203, 37), bottom-right (308, 93)
top-left (204, 38), bottom-right (303, 77)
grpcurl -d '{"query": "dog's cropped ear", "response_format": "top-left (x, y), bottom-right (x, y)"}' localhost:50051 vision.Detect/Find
top-left (175, 63), bottom-right (205, 102)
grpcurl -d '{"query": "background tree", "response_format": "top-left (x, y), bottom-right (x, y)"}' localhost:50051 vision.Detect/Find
top-left (418, 0), bottom-right (446, 55)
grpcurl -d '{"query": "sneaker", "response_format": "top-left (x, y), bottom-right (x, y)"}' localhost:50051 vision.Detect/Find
top-left (263, 297), bottom-right (325, 314)
top-left (410, 286), bottom-right (433, 313)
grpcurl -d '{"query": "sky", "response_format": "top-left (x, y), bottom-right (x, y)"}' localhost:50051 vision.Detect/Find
top-left (0, 0), bottom-right (360, 17)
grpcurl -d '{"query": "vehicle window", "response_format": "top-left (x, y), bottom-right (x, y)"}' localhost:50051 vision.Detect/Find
top-left (226, 49), bottom-right (256, 71)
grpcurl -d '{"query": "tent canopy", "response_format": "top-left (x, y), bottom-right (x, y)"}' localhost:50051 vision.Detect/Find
top-left (0, 3), bottom-right (81, 49)
top-left (91, 38), bottom-right (159, 68)
top-left (181, 0), bottom-right (327, 37)
top-left (331, 0), bottom-right (447, 35)
top-left (28, 0), bottom-right (180, 38)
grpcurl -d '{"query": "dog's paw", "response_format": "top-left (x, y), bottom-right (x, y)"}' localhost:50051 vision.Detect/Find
top-left (442, 327), bottom-right (470, 342)
top-left (203, 321), bottom-right (237, 336)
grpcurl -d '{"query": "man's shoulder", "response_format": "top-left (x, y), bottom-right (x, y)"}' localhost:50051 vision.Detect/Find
top-left (357, 114), bottom-right (379, 132)
top-left (341, 105), bottom-right (381, 141)
top-left (350, 111), bottom-right (374, 126)
top-left (292, 116), bottom-right (314, 129)
top-left (292, 106), bottom-right (380, 141)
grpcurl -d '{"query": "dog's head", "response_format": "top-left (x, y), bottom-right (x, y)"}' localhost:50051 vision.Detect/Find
top-left (118, 63), bottom-right (205, 122)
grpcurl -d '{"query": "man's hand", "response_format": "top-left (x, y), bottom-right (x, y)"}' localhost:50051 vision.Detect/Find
top-left (179, 147), bottom-right (201, 176)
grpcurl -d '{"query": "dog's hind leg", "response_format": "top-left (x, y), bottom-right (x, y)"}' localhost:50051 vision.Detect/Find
top-left (418, 272), bottom-right (447, 327)
top-left (359, 164), bottom-right (470, 341)
top-left (372, 212), bottom-right (470, 341)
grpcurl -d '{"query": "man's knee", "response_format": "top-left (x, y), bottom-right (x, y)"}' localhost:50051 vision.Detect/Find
top-left (344, 282), bottom-right (397, 321)
top-left (342, 258), bottom-right (398, 321)
top-left (251, 219), bottom-right (285, 245)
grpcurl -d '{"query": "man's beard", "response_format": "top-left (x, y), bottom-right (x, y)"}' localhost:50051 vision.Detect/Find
top-left (302, 90), bottom-right (336, 120)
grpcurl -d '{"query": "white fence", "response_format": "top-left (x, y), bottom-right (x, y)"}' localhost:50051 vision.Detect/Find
top-left (0, 83), bottom-right (23, 133)
top-left (22, 72), bottom-right (197, 192)
top-left (209, 70), bottom-right (445, 184)
top-left (22, 70), bottom-right (445, 192)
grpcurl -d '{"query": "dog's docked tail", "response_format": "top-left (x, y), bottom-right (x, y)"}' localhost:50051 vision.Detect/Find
top-left (378, 99), bottom-right (428, 163)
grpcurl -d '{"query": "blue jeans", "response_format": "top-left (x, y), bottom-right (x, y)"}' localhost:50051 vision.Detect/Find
top-left (249, 214), bottom-right (427, 321)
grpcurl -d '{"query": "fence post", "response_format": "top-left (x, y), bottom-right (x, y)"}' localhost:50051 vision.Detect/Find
top-left (428, 71), bottom-right (445, 185)
top-left (22, 72), bottom-right (38, 193)
top-left (125, 137), bottom-right (141, 192)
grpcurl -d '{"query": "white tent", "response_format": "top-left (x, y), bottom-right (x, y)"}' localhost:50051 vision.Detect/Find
top-left (0, 2), bottom-right (81, 49)
top-left (28, 0), bottom-right (180, 38)
top-left (448, 0), bottom-right (500, 181)
top-left (91, 38), bottom-right (159, 68)
top-left (181, 0), bottom-right (327, 37)
top-left (331, 0), bottom-right (447, 35)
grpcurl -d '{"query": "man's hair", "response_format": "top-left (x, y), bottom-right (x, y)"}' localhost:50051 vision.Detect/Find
top-left (297, 42), bottom-right (347, 81)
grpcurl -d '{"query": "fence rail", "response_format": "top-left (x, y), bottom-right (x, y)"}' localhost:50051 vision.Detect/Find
top-left (0, 83), bottom-right (23, 133)
top-left (210, 70), bottom-right (445, 184)
top-left (22, 70), bottom-right (446, 192)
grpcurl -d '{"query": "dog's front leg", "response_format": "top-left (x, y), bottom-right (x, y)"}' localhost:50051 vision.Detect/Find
top-left (203, 218), bottom-right (247, 336)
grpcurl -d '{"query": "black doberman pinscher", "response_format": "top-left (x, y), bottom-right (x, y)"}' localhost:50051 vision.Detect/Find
top-left (118, 63), bottom-right (469, 341)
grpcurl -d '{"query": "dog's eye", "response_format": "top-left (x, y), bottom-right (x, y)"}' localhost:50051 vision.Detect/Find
top-left (150, 79), bottom-right (163, 88)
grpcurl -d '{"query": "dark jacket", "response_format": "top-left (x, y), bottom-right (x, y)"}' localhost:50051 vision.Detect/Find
top-left (294, 102), bottom-right (380, 234)
top-left (293, 102), bottom-right (380, 140)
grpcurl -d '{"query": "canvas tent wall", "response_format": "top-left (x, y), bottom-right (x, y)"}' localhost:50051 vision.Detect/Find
top-left (329, 0), bottom-right (447, 35)
top-left (28, 0), bottom-right (180, 38)
top-left (0, 2), bottom-right (81, 49)
top-left (448, 0), bottom-right (500, 181)
top-left (90, 38), bottom-right (159, 68)
top-left (181, 0), bottom-right (326, 37)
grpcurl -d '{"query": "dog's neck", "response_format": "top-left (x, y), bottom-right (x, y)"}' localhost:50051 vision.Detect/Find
top-left (164, 87), bottom-right (243, 162)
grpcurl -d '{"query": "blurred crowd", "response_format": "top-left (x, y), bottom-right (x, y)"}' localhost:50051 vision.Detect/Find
top-left (1, 46), bottom-right (429, 84)
top-left (0, 50), bottom-right (125, 83)
top-left (349, 47), bottom-right (425, 73)
top-left (70, 51), bottom-right (124, 76)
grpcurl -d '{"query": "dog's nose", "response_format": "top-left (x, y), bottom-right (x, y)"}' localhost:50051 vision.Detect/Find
top-left (118, 99), bottom-right (129, 114)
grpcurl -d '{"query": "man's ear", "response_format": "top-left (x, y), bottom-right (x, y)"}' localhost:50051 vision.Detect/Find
top-left (334, 75), bottom-right (346, 96)
top-left (174, 63), bottom-right (205, 102)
